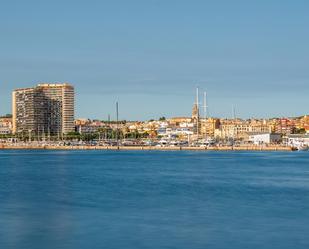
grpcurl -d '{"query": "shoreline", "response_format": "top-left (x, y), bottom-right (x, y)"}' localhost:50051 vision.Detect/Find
top-left (0, 144), bottom-right (293, 151)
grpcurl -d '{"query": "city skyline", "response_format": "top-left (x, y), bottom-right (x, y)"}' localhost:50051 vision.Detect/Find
top-left (1, 1), bottom-right (309, 120)
top-left (2, 83), bottom-right (309, 122)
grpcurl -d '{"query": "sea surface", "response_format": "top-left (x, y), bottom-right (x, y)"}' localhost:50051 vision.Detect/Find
top-left (0, 150), bottom-right (308, 249)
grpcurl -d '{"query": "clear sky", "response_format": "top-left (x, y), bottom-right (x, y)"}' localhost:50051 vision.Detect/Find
top-left (1, 0), bottom-right (309, 120)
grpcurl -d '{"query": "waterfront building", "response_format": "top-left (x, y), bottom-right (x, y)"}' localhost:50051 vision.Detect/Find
top-left (75, 119), bottom-right (107, 134)
top-left (248, 133), bottom-right (282, 145)
top-left (0, 117), bottom-right (13, 135)
top-left (270, 118), bottom-right (295, 135)
top-left (75, 118), bottom-right (91, 126)
top-left (297, 115), bottom-right (309, 133)
top-left (214, 119), bottom-right (272, 140)
top-left (76, 124), bottom-right (101, 134)
top-left (12, 83), bottom-right (75, 136)
top-left (285, 134), bottom-right (309, 147)
top-left (168, 117), bottom-right (192, 126)
top-left (200, 118), bottom-right (220, 138)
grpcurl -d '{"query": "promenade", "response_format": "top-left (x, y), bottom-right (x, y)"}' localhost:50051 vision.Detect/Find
top-left (0, 144), bottom-right (293, 151)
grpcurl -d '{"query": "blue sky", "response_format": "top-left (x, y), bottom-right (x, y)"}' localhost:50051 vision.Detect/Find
top-left (1, 0), bottom-right (309, 120)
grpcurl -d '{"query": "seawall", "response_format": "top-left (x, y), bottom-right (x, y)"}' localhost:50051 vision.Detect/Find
top-left (0, 144), bottom-right (293, 151)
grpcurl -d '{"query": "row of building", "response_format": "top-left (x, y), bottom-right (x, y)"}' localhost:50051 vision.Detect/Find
top-left (1, 82), bottom-right (309, 144)
top-left (74, 116), bottom-right (309, 138)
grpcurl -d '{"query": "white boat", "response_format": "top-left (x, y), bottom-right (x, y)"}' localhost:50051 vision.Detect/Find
top-left (297, 144), bottom-right (309, 151)
top-left (157, 139), bottom-right (168, 147)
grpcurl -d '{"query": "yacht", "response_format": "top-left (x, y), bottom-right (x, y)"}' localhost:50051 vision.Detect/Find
top-left (297, 144), bottom-right (309, 151)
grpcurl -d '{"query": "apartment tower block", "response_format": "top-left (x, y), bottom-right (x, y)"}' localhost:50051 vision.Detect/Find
top-left (12, 83), bottom-right (75, 135)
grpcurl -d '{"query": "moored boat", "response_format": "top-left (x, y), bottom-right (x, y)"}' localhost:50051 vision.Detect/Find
top-left (297, 144), bottom-right (309, 151)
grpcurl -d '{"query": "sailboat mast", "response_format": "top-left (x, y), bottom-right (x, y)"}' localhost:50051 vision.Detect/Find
top-left (196, 87), bottom-right (199, 139)
top-left (116, 102), bottom-right (119, 147)
top-left (203, 91), bottom-right (207, 140)
top-left (232, 105), bottom-right (236, 142)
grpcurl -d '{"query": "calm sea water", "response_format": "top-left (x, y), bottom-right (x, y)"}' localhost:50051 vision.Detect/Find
top-left (0, 150), bottom-right (308, 249)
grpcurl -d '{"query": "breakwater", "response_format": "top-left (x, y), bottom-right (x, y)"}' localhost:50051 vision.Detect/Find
top-left (0, 144), bottom-right (293, 151)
